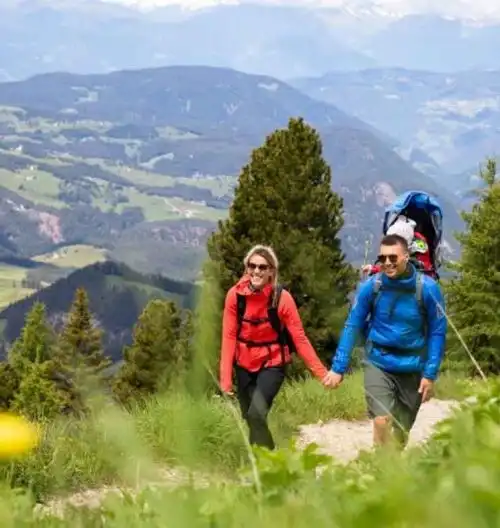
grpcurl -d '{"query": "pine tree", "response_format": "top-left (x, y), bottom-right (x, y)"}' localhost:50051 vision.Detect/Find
top-left (8, 302), bottom-right (55, 374)
top-left (112, 299), bottom-right (184, 404)
top-left (207, 117), bottom-right (354, 367)
top-left (446, 158), bottom-right (500, 374)
top-left (8, 302), bottom-right (68, 420)
top-left (0, 362), bottom-right (20, 411)
top-left (12, 362), bottom-right (68, 422)
top-left (58, 288), bottom-right (110, 373)
top-left (55, 288), bottom-right (110, 413)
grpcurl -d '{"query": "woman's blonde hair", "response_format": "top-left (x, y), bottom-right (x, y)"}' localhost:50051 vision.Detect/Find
top-left (243, 245), bottom-right (280, 303)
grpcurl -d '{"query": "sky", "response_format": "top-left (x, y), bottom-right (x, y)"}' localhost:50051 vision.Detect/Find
top-left (98, 0), bottom-right (500, 19)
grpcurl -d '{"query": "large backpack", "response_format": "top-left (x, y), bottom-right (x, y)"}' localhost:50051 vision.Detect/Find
top-left (383, 191), bottom-right (444, 281)
top-left (236, 285), bottom-right (296, 365)
top-left (361, 272), bottom-right (428, 345)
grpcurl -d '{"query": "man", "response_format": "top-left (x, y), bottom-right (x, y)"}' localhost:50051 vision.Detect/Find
top-left (324, 234), bottom-right (447, 447)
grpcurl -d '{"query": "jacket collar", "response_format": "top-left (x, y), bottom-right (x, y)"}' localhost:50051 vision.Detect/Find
top-left (234, 275), bottom-right (274, 297)
top-left (380, 263), bottom-right (417, 290)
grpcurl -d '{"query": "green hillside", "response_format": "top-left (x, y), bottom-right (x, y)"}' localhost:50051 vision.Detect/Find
top-left (0, 259), bottom-right (197, 362)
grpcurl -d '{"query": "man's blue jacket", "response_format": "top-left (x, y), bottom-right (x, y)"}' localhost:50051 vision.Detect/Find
top-left (331, 265), bottom-right (447, 380)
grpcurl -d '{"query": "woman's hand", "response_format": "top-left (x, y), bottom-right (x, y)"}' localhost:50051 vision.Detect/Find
top-left (322, 371), bottom-right (343, 389)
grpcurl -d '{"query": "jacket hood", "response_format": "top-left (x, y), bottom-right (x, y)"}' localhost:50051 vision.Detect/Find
top-left (234, 275), bottom-right (274, 297)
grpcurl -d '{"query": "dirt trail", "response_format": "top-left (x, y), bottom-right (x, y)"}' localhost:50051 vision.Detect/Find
top-left (36, 398), bottom-right (458, 518)
top-left (297, 398), bottom-right (459, 463)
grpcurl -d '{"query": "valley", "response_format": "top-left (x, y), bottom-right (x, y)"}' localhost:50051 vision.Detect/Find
top-left (0, 66), bottom-right (464, 274)
top-left (0, 63), bottom-right (472, 349)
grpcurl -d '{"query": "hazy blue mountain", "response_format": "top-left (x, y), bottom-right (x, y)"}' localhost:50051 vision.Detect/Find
top-left (363, 15), bottom-right (500, 71)
top-left (293, 68), bottom-right (500, 177)
top-left (2, 2), bottom-right (500, 82)
top-left (0, 1), bottom-right (374, 82)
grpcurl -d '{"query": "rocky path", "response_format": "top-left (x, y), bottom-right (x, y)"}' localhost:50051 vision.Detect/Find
top-left (297, 398), bottom-right (459, 463)
top-left (36, 398), bottom-right (459, 518)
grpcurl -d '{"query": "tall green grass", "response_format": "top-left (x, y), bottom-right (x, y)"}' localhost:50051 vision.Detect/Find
top-left (0, 367), bottom-right (477, 504)
top-left (0, 267), bottom-right (492, 525)
top-left (0, 379), bottom-right (498, 526)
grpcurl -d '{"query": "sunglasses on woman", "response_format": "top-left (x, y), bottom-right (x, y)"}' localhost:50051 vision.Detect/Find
top-left (247, 262), bottom-right (270, 271)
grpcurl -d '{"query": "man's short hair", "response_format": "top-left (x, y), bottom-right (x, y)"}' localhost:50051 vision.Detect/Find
top-left (380, 234), bottom-right (409, 253)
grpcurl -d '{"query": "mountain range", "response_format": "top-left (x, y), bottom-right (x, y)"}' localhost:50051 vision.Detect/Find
top-left (0, 0), bottom-right (492, 360)
top-left (2, 1), bottom-right (500, 82)
top-left (292, 68), bottom-right (500, 180)
top-left (0, 65), bottom-right (463, 279)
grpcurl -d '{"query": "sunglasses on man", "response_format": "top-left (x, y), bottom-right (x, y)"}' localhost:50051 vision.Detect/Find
top-left (377, 254), bottom-right (400, 264)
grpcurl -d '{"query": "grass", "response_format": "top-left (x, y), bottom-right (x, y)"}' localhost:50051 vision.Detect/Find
top-left (104, 164), bottom-right (234, 197)
top-left (0, 264), bottom-right (35, 310)
top-left (0, 168), bottom-right (65, 209)
top-left (0, 368), bottom-right (479, 502)
top-left (32, 245), bottom-right (108, 269)
top-left (0, 135), bottom-right (231, 223)
top-left (0, 159), bottom-right (227, 222)
top-left (0, 370), bottom-right (493, 526)
top-left (110, 187), bottom-right (226, 222)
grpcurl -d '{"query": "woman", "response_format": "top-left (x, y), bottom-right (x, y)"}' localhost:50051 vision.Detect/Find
top-left (219, 244), bottom-right (330, 450)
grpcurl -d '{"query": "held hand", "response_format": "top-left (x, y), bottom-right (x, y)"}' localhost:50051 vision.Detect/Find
top-left (418, 378), bottom-right (434, 403)
top-left (322, 371), bottom-right (343, 389)
top-left (219, 383), bottom-right (235, 398)
top-left (361, 264), bottom-right (372, 274)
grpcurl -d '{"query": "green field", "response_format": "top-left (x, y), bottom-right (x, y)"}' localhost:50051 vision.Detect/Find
top-left (114, 188), bottom-right (227, 222)
top-left (0, 245), bottom-right (109, 310)
top-left (32, 244), bottom-right (108, 268)
top-left (104, 164), bottom-right (234, 197)
top-left (0, 161), bottom-right (229, 222)
top-left (0, 168), bottom-right (65, 208)
top-left (0, 264), bottom-right (34, 309)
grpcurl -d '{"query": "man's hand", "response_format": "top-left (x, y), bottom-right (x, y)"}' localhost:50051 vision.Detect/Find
top-left (418, 378), bottom-right (434, 403)
top-left (322, 371), bottom-right (343, 389)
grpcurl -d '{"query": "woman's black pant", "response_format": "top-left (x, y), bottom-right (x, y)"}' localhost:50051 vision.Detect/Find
top-left (234, 364), bottom-right (285, 450)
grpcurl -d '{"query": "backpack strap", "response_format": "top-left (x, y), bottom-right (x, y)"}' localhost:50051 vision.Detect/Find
top-left (267, 285), bottom-right (284, 338)
top-left (236, 293), bottom-right (246, 339)
top-left (267, 285), bottom-right (288, 363)
top-left (367, 272), bottom-right (427, 331)
top-left (415, 272), bottom-right (423, 307)
top-left (369, 273), bottom-right (383, 313)
top-left (415, 272), bottom-right (428, 335)
top-left (363, 274), bottom-right (382, 351)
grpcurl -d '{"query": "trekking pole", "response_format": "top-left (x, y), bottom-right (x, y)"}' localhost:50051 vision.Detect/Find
top-left (359, 238), bottom-right (371, 281)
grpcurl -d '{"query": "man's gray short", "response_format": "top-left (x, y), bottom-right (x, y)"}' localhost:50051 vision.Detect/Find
top-left (363, 361), bottom-right (423, 437)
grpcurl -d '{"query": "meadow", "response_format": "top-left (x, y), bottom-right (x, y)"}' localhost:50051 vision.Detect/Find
top-left (0, 264), bottom-right (35, 310)
top-left (0, 363), bottom-right (490, 526)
